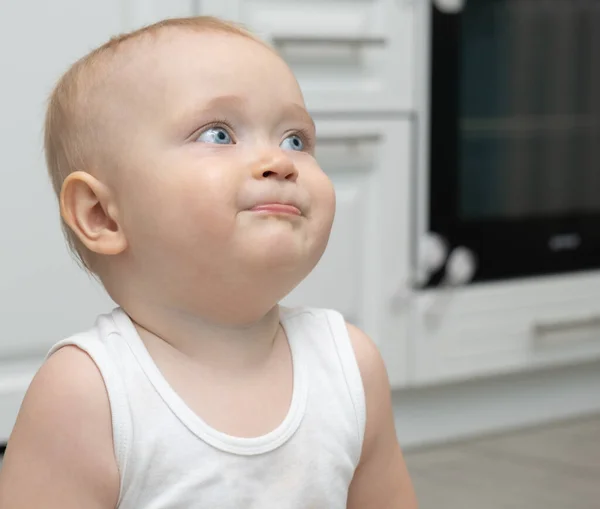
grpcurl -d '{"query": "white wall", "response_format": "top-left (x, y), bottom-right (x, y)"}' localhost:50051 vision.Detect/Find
top-left (0, 1), bottom-right (124, 360)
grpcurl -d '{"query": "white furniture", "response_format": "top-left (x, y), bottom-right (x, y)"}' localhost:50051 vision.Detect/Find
top-left (0, 0), bottom-right (599, 446)
top-left (204, 0), bottom-right (415, 386)
top-left (0, 0), bottom-right (123, 441)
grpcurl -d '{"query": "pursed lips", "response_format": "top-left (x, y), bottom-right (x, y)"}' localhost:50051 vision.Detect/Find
top-left (249, 202), bottom-right (302, 216)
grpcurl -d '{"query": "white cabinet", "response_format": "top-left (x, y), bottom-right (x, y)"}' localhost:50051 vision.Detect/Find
top-left (0, 1), bottom-right (126, 360)
top-left (198, 0), bottom-right (417, 112)
top-left (282, 118), bottom-right (412, 387)
top-left (411, 272), bottom-right (600, 385)
top-left (0, 0), bottom-right (129, 440)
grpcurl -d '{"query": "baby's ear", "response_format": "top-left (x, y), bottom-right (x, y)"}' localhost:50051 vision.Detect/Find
top-left (60, 171), bottom-right (127, 256)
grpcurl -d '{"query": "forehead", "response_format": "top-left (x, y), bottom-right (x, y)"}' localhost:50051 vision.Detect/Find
top-left (113, 30), bottom-right (305, 123)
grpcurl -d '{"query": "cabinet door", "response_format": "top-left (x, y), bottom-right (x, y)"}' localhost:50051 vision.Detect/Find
top-left (282, 118), bottom-right (412, 387)
top-left (411, 273), bottom-right (600, 385)
top-left (0, 0), bottom-right (133, 440)
top-left (198, 0), bottom-right (416, 113)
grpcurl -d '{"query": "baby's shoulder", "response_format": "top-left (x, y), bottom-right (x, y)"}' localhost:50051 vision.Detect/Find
top-left (27, 344), bottom-right (115, 457)
top-left (0, 345), bottom-right (119, 507)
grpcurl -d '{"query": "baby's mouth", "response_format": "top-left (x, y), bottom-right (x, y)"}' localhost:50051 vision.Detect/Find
top-left (249, 203), bottom-right (302, 216)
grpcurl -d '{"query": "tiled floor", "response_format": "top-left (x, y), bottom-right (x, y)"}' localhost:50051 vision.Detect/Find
top-left (0, 414), bottom-right (598, 508)
top-left (404, 414), bottom-right (600, 509)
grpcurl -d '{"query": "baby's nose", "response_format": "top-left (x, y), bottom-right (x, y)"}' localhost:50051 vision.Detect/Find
top-left (252, 152), bottom-right (298, 182)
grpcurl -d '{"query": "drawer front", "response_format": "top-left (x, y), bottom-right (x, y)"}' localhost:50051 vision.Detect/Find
top-left (199, 0), bottom-right (416, 113)
top-left (411, 272), bottom-right (600, 385)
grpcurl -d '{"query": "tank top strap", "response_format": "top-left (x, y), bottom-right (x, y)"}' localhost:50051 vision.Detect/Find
top-left (47, 314), bottom-right (133, 504)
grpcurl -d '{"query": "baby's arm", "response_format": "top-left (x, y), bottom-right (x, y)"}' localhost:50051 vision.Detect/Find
top-left (346, 324), bottom-right (418, 509)
top-left (0, 346), bottom-right (120, 509)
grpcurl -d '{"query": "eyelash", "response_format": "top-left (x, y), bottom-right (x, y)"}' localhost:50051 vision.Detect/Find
top-left (195, 119), bottom-right (315, 151)
top-left (289, 127), bottom-right (316, 151)
top-left (198, 117), bottom-right (236, 141)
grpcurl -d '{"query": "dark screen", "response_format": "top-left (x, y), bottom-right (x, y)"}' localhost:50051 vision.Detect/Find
top-left (458, 0), bottom-right (600, 220)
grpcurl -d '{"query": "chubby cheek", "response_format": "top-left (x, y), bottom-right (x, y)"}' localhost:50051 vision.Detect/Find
top-left (122, 165), bottom-right (238, 258)
top-left (310, 172), bottom-right (337, 243)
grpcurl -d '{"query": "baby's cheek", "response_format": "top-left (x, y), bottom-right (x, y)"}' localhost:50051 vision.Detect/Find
top-left (313, 174), bottom-right (336, 221)
top-left (167, 177), bottom-right (237, 242)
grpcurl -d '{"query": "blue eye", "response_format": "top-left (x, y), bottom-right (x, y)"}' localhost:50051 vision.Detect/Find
top-left (196, 127), bottom-right (233, 144)
top-left (280, 134), bottom-right (304, 151)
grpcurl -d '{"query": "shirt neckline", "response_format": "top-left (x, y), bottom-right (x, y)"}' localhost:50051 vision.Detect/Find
top-left (111, 306), bottom-right (308, 456)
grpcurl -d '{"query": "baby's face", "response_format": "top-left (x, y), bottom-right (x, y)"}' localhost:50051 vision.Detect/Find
top-left (103, 30), bottom-right (335, 317)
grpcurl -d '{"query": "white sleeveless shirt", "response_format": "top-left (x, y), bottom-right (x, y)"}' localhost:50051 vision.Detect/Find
top-left (48, 307), bottom-right (366, 509)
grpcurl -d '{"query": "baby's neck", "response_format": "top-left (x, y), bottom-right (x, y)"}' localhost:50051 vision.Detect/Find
top-left (128, 304), bottom-right (283, 371)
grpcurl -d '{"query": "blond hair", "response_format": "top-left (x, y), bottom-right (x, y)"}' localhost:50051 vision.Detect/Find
top-left (44, 16), bottom-right (264, 271)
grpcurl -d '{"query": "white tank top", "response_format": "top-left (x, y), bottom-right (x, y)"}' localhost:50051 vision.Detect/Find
top-left (48, 306), bottom-right (366, 509)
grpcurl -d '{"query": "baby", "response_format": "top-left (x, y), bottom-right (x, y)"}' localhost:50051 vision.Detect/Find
top-left (0, 16), bottom-right (417, 509)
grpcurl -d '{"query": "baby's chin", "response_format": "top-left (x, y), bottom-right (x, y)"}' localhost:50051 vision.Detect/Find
top-left (244, 237), bottom-right (311, 269)
top-left (236, 229), bottom-right (322, 276)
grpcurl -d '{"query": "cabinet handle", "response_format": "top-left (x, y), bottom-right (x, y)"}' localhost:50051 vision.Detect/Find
top-left (317, 134), bottom-right (380, 145)
top-left (533, 314), bottom-right (600, 335)
top-left (271, 34), bottom-right (386, 47)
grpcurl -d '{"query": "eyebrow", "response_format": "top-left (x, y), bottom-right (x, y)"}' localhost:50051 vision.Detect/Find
top-left (202, 94), bottom-right (247, 112)
top-left (281, 102), bottom-right (316, 132)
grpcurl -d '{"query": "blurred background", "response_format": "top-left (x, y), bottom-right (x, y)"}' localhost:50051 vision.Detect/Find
top-left (1, 0), bottom-right (599, 507)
